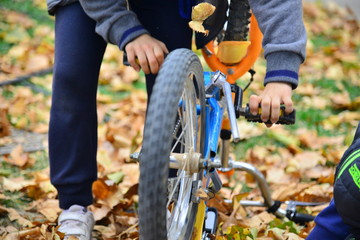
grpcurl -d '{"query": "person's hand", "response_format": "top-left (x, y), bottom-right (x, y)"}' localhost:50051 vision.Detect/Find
top-left (125, 34), bottom-right (169, 75)
top-left (249, 82), bottom-right (293, 127)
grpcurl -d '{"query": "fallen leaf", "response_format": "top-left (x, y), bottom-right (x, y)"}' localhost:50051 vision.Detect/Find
top-left (4, 145), bottom-right (30, 167)
top-left (291, 151), bottom-right (326, 170)
top-left (0, 106), bottom-right (11, 137)
top-left (1, 207), bottom-right (33, 227)
top-left (188, 3), bottom-right (216, 35)
top-left (36, 199), bottom-right (61, 222)
top-left (89, 204), bottom-right (111, 221)
top-left (2, 176), bottom-right (36, 192)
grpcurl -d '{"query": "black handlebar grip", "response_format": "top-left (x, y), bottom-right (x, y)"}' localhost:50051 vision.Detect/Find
top-left (123, 52), bottom-right (131, 66)
top-left (287, 211), bottom-right (315, 225)
top-left (243, 104), bottom-right (296, 125)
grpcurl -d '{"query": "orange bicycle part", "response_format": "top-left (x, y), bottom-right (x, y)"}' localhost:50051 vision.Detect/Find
top-left (202, 14), bottom-right (263, 84)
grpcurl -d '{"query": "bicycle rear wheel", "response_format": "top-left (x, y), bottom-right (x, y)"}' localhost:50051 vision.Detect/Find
top-left (139, 48), bottom-right (205, 240)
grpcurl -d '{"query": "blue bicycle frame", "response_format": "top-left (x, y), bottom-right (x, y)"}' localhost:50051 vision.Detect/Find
top-left (203, 71), bottom-right (225, 162)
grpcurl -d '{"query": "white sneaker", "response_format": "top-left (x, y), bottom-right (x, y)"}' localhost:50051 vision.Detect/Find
top-left (58, 205), bottom-right (94, 240)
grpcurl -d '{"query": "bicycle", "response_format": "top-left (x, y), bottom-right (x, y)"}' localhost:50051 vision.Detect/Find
top-left (129, 0), bottom-right (323, 239)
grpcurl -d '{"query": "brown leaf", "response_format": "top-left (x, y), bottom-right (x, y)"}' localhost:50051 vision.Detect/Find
top-left (238, 120), bottom-right (265, 140)
top-left (272, 182), bottom-right (315, 201)
top-left (0, 207), bottom-right (33, 227)
top-left (207, 194), bottom-right (231, 215)
top-left (25, 54), bottom-right (50, 72)
top-left (222, 201), bottom-right (244, 231)
top-left (242, 211), bottom-right (275, 228)
top-left (36, 199), bottom-right (61, 222)
top-left (115, 215), bottom-right (138, 227)
top-left (266, 168), bottom-right (290, 184)
top-left (2, 176), bottom-right (36, 192)
top-left (8, 97), bottom-right (27, 116)
top-left (0, 105), bottom-right (11, 137)
top-left (297, 129), bottom-right (345, 150)
top-left (102, 187), bottom-right (125, 209)
top-left (304, 166), bottom-right (334, 180)
top-left (118, 163), bottom-right (139, 190)
top-left (4, 145), bottom-right (30, 167)
top-left (94, 224), bottom-right (117, 239)
top-left (92, 178), bottom-right (116, 200)
top-left (330, 92), bottom-right (351, 109)
top-left (123, 183), bottom-right (138, 199)
top-left (89, 204), bottom-right (111, 221)
top-left (2, 10), bottom-right (34, 28)
top-left (18, 227), bottom-right (40, 238)
top-left (298, 184), bottom-right (333, 203)
top-left (291, 151), bottom-right (327, 170)
top-left (121, 67), bottom-right (140, 83)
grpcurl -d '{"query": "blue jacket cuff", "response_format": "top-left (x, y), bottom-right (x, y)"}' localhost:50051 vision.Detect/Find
top-left (118, 25), bottom-right (149, 51)
top-left (265, 51), bottom-right (303, 89)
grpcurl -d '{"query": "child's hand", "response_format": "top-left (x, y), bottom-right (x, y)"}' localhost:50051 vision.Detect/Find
top-left (249, 82), bottom-right (293, 127)
top-left (125, 34), bottom-right (169, 74)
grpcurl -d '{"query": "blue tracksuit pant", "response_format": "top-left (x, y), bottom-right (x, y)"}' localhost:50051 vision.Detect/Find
top-left (306, 199), bottom-right (350, 240)
top-left (307, 123), bottom-right (360, 239)
top-left (49, 1), bottom-right (192, 209)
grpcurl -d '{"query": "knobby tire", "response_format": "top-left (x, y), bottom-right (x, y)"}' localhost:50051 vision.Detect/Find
top-left (139, 49), bottom-right (205, 240)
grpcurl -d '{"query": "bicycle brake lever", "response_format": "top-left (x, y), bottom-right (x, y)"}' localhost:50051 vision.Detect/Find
top-left (212, 71), bottom-right (241, 142)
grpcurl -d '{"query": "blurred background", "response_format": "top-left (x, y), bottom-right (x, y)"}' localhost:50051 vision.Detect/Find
top-left (0, 0), bottom-right (359, 239)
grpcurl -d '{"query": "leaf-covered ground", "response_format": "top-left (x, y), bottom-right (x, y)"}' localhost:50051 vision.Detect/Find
top-left (0, 1), bottom-right (359, 239)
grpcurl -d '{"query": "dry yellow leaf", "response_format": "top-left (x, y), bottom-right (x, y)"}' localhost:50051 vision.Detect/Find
top-left (191, 2), bottom-right (216, 21)
top-left (188, 2), bottom-right (216, 35)
top-left (2, 177), bottom-right (36, 192)
top-left (189, 20), bottom-right (209, 35)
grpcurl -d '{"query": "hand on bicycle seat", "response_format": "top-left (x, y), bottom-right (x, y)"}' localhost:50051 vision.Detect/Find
top-left (125, 34), bottom-right (169, 75)
top-left (249, 82), bottom-right (293, 127)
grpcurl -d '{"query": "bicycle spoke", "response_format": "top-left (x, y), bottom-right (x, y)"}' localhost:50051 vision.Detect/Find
top-left (171, 122), bottom-right (188, 153)
top-left (167, 77), bottom-right (201, 239)
top-left (138, 49), bottom-right (204, 239)
top-left (167, 171), bottom-right (188, 207)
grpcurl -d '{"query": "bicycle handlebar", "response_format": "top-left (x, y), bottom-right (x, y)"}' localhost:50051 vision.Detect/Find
top-left (241, 104), bottom-right (296, 125)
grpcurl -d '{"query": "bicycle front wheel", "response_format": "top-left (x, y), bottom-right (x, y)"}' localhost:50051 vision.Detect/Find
top-left (139, 48), bottom-right (206, 240)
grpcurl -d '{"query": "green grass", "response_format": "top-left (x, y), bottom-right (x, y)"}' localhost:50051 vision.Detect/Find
top-left (98, 85), bottom-right (131, 101)
top-left (0, 41), bottom-right (12, 55)
top-left (342, 80), bottom-right (360, 101)
top-left (1, 88), bottom-right (15, 99)
top-left (233, 135), bottom-right (273, 160)
top-left (311, 34), bottom-right (337, 50)
top-left (312, 78), bottom-right (341, 93)
top-left (132, 79), bottom-right (147, 91)
top-left (0, 0), bottom-right (53, 26)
